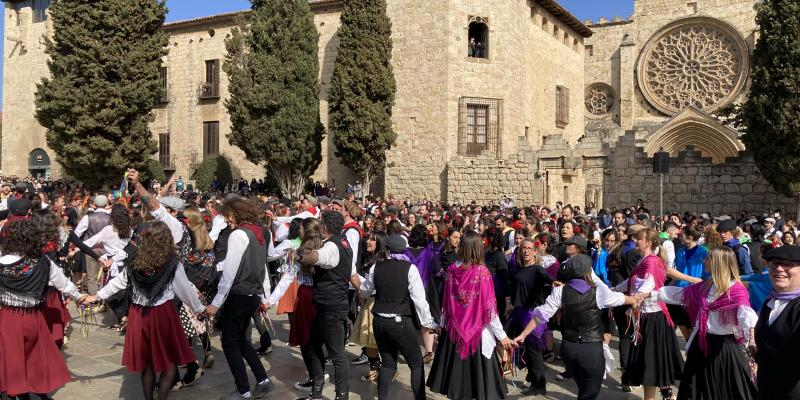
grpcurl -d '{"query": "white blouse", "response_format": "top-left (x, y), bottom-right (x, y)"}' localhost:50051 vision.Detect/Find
top-left (97, 265), bottom-right (204, 313)
top-left (615, 274), bottom-right (662, 313)
top-left (654, 283), bottom-right (757, 350)
top-left (83, 225), bottom-right (132, 277)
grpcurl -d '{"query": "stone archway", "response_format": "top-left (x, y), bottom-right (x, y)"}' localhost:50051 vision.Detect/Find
top-left (643, 106), bottom-right (745, 164)
top-left (28, 148), bottom-right (51, 178)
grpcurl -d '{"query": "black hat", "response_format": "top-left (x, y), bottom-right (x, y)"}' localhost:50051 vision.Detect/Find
top-left (716, 219), bottom-right (737, 232)
top-left (562, 254), bottom-right (593, 280)
top-left (564, 235), bottom-right (587, 250)
top-left (763, 245), bottom-right (800, 263)
top-left (385, 235), bottom-right (407, 254)
top-left (13, 183), bottom-right (27, 193)
top-left (8, 197), bottom-right (32, 216)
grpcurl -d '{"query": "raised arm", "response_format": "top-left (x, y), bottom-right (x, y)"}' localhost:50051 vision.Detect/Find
top-left (127, 168), bottom-right (158, 211)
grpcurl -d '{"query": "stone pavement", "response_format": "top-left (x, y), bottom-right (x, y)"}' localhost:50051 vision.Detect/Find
top-left (41, 305), bottom-right (658, 400)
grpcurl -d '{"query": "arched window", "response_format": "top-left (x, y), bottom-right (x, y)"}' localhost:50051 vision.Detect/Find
top-left (467, 17), bottom-right (489, 58)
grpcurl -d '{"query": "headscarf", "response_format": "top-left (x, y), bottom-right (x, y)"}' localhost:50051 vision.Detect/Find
top-left (442, 263), bottom-right (497, 359)
top-left (683, 281), bottom-right (750, 355)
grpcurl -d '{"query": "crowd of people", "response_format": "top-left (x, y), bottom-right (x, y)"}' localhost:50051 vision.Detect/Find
top-left (0, 170), bottom-right (799, 400)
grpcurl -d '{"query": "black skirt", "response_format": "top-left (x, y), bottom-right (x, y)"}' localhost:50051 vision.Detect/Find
top-left (678, 334), bottom-right (756, 400)
top-left (426, 331), bottom-right (508, 400)
top-left (425, 278), bottom-right (442, 324)
top-left (622, 311), bottom-right (684, 387)
top-left (668, 303), bottom-right (693, 328)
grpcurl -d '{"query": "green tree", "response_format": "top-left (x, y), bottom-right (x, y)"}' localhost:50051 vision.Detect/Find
top-left (35, 0), bottom-right (167, 188)
top-left (224, 1), bottom-right (324, 198)
top-left (194, 155), bottom-right (233, 191)
top-left (143, 158), bottom-right (166, 184)
top-left (741, 0), bottom-right (800, 219)
top-left (328, 0), bottom-right (396, 199)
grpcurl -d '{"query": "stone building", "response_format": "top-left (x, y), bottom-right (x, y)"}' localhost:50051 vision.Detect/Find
top-left (1, 0), bottom-right (795, 213)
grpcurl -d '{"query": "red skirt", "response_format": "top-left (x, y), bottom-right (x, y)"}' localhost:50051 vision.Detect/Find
top-left (41, 287), bottom-right (71, 348)
top-left (289, 284), bottom-right (316, 347)
top-left (122, 302), bottom-right (196, 373)
top-left (277, 280), bottom-right (300, 315)
top-left (0, 307), bottom-right (71, 396)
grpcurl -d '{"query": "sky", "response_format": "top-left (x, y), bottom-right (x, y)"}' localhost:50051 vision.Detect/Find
top-left (0, 0), bottom-right (634, 108)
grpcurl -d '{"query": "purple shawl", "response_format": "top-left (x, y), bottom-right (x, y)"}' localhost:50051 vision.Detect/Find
top-left (443, 263), bottom-right (497, 359)
top-left (404, 242), bottom-right (440, 288)
top-left (683, 281), bottom-right (750, 355)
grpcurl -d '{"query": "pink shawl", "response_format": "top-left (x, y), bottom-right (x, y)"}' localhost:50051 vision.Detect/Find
top-left (443, 263), bottom-right (497, 359)
top-left (628, 254), bottom-right (674, 327)
top-left (683, 281), bottom-right (750, 355)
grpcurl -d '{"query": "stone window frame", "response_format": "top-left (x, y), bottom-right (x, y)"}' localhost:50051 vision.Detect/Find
top-left (158, 66), bottom-right (169, 104)
top-left (202, 121), bottom-right (220, 158)
top-left (458, 97), bottom-right (503, 158)
top-left (555, 85), bottom-right (570, 128)
top-left (467, 16), bottom-right (489, 59)
top-left (584, 82), bottom-right (615, 118)
top-left (200, 59), bottom-right (221, 99)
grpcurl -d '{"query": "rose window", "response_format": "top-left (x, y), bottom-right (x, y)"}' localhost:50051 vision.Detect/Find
top-left (585, 83), bottom-right (614, 117)
top-left (637, 17), bottom-right (749, 115)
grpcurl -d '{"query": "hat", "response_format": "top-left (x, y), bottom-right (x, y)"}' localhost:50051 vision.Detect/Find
top-left (763, 245), bottom-right (800, 263)
top-left (385, 235), bottom-right (407, 254)
top-left (562, 254), bottom-right (593, 280)
top-left (14, 183), bottom-right (27, 193)
top-left (302, 195), bottom-right (319, 207)
top-left (318, 196), bottom-right (332, 206)
top-left (716, 219), bottom-right (737, 232)
top-left (765, 217), bottom-right (777, 224)
top-left (93, 194), bottom-right (109, 208)
top-left (636, 213), bottom-right (649, 221)
top-left (564, 235), bottom-right (587, 250)
top-left (159, 196), bottom-right (186, 212)
top-left (627, 224), bottom-right (646, 236)
top-left (8, 197), bottom-right (32, 216)
top-left (1, 182), bottom-right (11, 188)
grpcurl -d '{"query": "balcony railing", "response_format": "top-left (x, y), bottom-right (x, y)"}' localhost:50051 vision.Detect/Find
top-left (198, 82), bottom-right (220, 99)
top-left (159, 154), bottom-right (176, 171)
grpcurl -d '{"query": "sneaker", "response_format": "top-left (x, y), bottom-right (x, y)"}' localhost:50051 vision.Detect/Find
top-left (294, 374), bottom-right (329, 391)
top-left (351, 353), bottom-right (369, 365)
top-left (257, 346), bottom-right (273, 356)
top-left (622, 384), bottom-right (632, 393)
top-left (252, 378), bottom-right (275, 398)
top-left (203, 351), bottom-right (215, 369)
top-left (555, 371), bottom-right (572, 381)
top-left (178, 364), bottom-right (203, 389)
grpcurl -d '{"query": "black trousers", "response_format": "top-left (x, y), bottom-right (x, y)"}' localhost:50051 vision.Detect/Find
top-left (612, 305), bottom-right (633, 372)
top-left (562, 340), bottom-right (605, 400)
top-left (373, 315), bottom-right (425, 400)
top-left (219, 294), bottom-right (268, 394)
top-left (524, 340), bottom-right (546, 390)
top-left (308, 309), bottom-right (349, 396)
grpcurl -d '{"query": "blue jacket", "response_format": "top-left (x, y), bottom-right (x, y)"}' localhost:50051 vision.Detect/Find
top-left (673, 245), bottom-right (708, 287)
top-left (725, 238), bottom-right (753, 275)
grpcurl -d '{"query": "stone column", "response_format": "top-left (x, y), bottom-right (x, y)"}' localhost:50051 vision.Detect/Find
top-left (619, 33), bottom-right (636, 130)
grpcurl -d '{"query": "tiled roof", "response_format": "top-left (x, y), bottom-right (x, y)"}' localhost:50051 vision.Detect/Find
top-left (532, 0), bottom-right (593, 38)
top-left (163, 0), bottom-right (340, 31)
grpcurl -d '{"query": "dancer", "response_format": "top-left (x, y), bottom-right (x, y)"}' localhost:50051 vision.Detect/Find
top-left (0, 219), bottom-right (85, 399)
top-left (514, 254), bottom-right (639, 400)
top-left (427, 230), bottom-right (514, 400)
top-left (643, 246), bottom-right (757, 400)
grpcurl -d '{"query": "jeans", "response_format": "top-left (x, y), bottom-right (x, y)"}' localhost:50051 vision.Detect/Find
top-left (373, 315), bottom-right (425, 400)
top-left (219, 294), bottom-right (268, 394)
top-left (308, 310), bottom-right (349, 396)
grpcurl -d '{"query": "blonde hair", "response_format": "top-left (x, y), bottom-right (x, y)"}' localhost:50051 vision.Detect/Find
top-left (705, 246), bottom-right (740, 296)
top-left (183, 208), bottom-right (213, 251)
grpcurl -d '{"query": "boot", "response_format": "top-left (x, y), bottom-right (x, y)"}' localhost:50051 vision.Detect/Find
top-left (334, 391), bottom-right (349, 400)
top-left (296, 380), bottom-right (324, 400)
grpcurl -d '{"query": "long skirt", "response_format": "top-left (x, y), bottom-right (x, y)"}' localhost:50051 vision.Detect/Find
top-left (0, 307), bottom-right (71, 396)
top-left (351, 296), bottom-right (377, 348)
top-left (277, 280), bottom-right (299, 315)
top-left (41, 286), bottom-right (71, 348)
top-left (122, 302), bottom-right (196, 373)
top-left (678, 334), bottom-right (757, 400)
top-left (426, 331), bottom-right (508, 400)
top-left (288, 284), bottom-right (316, 347)
top-left (622, 311), bottom-right (684, 387)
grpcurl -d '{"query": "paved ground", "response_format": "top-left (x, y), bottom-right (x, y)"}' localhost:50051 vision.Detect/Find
top-left (35, 305), bottom-right (666, 399)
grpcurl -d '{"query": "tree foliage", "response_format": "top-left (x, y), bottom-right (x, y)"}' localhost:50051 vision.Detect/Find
top-left (740, 0), bottom-right (800, 202)
top-left (328, 0), bottom-right (397, 198)
top-left (35, 0), bottom-right (167, 188)
top-left (224, 0), bottom-right (324, 198)
top-left (194, 155), bottom-right (233, 191)
top-left (143, 158), bottom-right (166, 184)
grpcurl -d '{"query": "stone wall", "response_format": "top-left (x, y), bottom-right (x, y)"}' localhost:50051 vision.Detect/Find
top-left (447, 153), bottom-right (538, 205)
top-left (603, 134), bottom-right (795, 214)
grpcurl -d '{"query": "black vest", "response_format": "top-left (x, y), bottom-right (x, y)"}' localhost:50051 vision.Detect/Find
top-left (755, 297), bottom-right (800, 400)
top-left (214, 226), bottom-right (234, 262)
top-left (372, 259), bottom-right (412, 316)
top-left (84, 211), bottom-right (111, 249)
top-left (312, 235), bottom-right (353, 311)
top-left (561, 285), bottom-right (602, 343)
top-left (229, 228), bottom-right (267, 297)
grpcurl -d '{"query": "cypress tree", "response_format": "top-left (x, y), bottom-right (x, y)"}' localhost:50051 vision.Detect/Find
top-left (741, 0), bottom-right (800, 219)
top-left (224, 0), bottom-right (324, 198)
top-left (35, 0), bottom-right (167, 188)
top-left (328, 0), bottom-right (396, 199)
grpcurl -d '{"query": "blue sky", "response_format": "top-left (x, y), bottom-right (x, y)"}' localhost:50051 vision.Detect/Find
top-left (0, 0), bottom-right (633, 108)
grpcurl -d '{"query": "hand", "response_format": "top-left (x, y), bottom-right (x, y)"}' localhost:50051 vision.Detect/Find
top-left (127, 169), bottom-right (140, 183)
top-left (100, 258), bottom-right (113, 268)
top-left (552, 280), bottom-right (564, 287)
top-left (258, 303), bottom-right (270, 313)
top-left (77, 294), bottom-right (88, 303)
top-left (499, 337), bottom-right (516, 351)
top-left (83, 295), bottom-right (98, 305)
top-left (513, 335), bottom-right (526, 347)
top-left (204, 304), bottom-right (219, 316)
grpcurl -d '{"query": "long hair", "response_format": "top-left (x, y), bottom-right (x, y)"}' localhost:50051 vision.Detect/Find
top-left (458, 230), bottom-right (485, 266)
top-left (705, 225), bottom-right (723, 248)
top-left (220, 197), bottom-right (260, 225)
top-left (408, 224), bottom-right (429, 248)
top-left (110, 204), bottom-right (131, 239)
top-left (300, 218), bottom-right (322, 276)
top-left (366, 231), bottom-right (388, 267)
top-left (444, 229), bottom-right (461, 253)
top-left (484, 226), bottom-right (504, 251)
top-left (705, 246), bottom-right (740, 296)
top-left (133, 221), bottom-right (177, 271)
top-left (31, 208), bottom-right (61, 245)
top-left (183, 208), bottom-right (213, 251)
top-left (2, 220), bottom-right (44, 258)
top-left (637, 228), bottom-right (660, 251)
